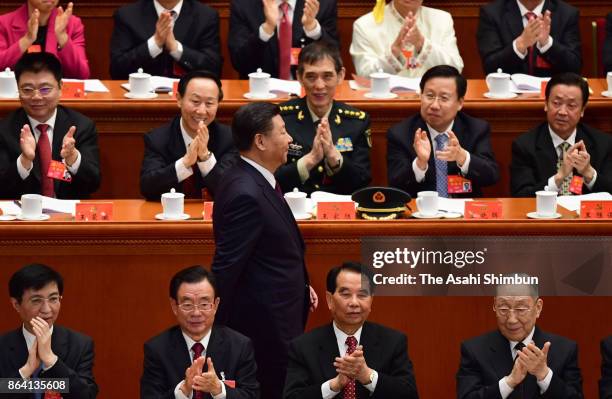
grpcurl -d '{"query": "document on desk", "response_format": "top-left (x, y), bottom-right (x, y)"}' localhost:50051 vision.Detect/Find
top-left (349, 74), bottom-right (421, 92)
top-left (438, 198), bottom-right (473, 215)
top-left (510, 74), bottom-right (550, 93)
top-left (62, 79), bottom-right (110, 92)
top-left (557, 192), bottom-right (612, 212)
top-left (269, 78), bottom-right (302, 95)
top-left (42, 197), bottom-right (80, 215)
top-left (0, 201), bottom-right (22, 215)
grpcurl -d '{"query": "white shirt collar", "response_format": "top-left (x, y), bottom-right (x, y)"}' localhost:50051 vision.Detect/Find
top-left (179, 117), bottom-right (194, 147)
top-left (276, 0), bottom-right (296, 10)
top-left (240, 155), bottom-right (277, 189)
top-left (333, 321), bottom-right (363, 355)
top-left (22, 324), bottom-right (54, 350)
top-left (153, 0), bottom-right (183, 18)
top-left (426, 121), bottom-right (455, 143)
top-left (307, 103), bottom-right (333, 123)
top-left (27, 109), bottom-right (58, 133)
top-left (516, 0), bottom-right (545, 18)
top-left (508, 326), bottom-right (536, 358)
top-left (181, 328), bottom-right (212, 361)
top-left (548, 125), bottom-right (577, 151)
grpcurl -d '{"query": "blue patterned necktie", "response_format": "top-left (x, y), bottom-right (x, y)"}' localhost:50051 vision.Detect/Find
top-left (32, 364), bottom-right (43, 399)
top-left (434, 134), bottom-right (449, 197)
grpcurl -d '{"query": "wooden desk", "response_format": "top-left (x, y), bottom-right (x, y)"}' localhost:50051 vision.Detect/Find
top-left (1, 80), bottom-right (611, 199)
top-left (0, 199), bottom-right (610, 398)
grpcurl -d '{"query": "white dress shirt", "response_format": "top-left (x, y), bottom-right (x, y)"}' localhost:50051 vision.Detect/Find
top-left (148, 0), bottom-right (184, 61)
top-left (512, 0), bottom-right (553, 59)
top-left (174, 118), bottom-right (217, 183)
top-left (258, 0), bottom-right (322, 43)
top-left (241, 155), bottom-right (277, 189)
top-left (545, 126), bottom-right (597, 192)
top-left (498, 327), bottom-right (553, 398)
top-left (350, 3), bottom-right (463, 77)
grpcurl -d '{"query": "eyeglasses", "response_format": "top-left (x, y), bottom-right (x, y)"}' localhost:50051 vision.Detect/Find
top-left (494, 307), bottom-right (532, 317)
top-left (27, 295), bottom-right (62, 308)
top-left (19, 86), bottom-right (56, 98)
top-left (422, 93), bottom-right (453, 104)
top-left (178, 302), bottom-right (214, 313)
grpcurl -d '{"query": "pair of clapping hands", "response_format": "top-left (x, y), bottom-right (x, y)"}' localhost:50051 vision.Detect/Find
top-left (20, 2), bottom-right (75, 52)
top-left (303, 118), bottom-right (342, 171)
top-left (506, 341), bottom-right (552, 387)
top-left (180, 356), bottom-right (223, 397)
top-left (19, 317), bottom-right (58, 378)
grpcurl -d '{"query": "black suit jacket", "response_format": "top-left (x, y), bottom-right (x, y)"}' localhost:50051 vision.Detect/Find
top-left (477, 0), bottom-right (581, 76)
top-left (140, 325), bottom-right (259, 399)
top-left (0, 325), bottom-right (98, 399)
top-left (211, 159), bottom-right (309, 399)
top-left (457, 327), bottom-right (583, 399)
top-left (510, 122), bottom-right (612, 197)
top-left (0, 106), bottom-right (100, 199)
top-left (110, 0), bottom-right (222, 79)
top-left (600, 336), bottom-right (612, 399)
top-left (386, 112), bottom-right (499, 198)
top-left (228, 0), bottom-right (338, 79)
top-left (604, 13), bottom-right (612, 74)
top-left (277, 98), bottom-right (371, 194)
top-left (140, 117), bottom-right (237, 200)
top-left (284, 322), bottom-right (419, 399)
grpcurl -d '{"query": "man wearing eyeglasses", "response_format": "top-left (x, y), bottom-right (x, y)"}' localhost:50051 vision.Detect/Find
top-left (140, 265), bottom-right (259, 399)
top-left (387, 65), bottom-right (499, 198)
top-left (140, 70), bottom-right (238, 201)
top-left (0, 263), bottom-right (99, 397)
top-left (456, 274), bottom-right (583, 399)
top-left (0, 51), bottom-right (100, 199)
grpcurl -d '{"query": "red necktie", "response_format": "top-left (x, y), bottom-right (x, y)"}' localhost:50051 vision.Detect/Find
top-left (191, 342), bottom-right (205, 399)
top-left (343, 336), bottom-right (358, 399)
top-left (278, 1), bottom-right (292, 80)
top-left (36, 124), bottom-right (54, 197)
top-left (525, 12), bottom-right (537, 75)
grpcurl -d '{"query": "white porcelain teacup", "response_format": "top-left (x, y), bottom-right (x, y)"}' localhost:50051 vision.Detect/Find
top-left (285, 188), bottom-right (308, 215)
top-left (129, 68), bottom-right (152, 96)
top-left (607, 71), bottom-right (612, 93)
top-left (248, 68), bottom-right (271, 97)
top-left (416, 191), bottom-right (439, 216)
top-left (369, 69), bottom-right (391, 97)
top-left (535, 190), bottom-right (557, 217)
top-left (21, 194), bottom-right (43, 219)
top-left (485, 68), bottom-right (511, 97)
top-left (0, 67), bottom-right (18, 98)
top-left (161, 188), bottom-right (185, 218)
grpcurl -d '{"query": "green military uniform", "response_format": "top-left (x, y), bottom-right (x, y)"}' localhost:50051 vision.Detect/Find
top-left (277, 97), bottom-right (372, 195)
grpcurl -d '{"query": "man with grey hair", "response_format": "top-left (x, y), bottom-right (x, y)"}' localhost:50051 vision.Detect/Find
top-left (456, 274), bottom-right (583, 398)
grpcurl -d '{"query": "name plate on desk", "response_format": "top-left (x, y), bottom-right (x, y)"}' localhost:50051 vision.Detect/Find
top-left (464, 200), bottom-right (503, 219)
top-left (202, 201), bottom-right (214, 220)
top-left (580, 201), bottom-right (612, 219)
top-left (61, 81), bottom-right (85, 99)
top-left (316, 202), bottom-right (355, 220)
top-left (75, 202), bottom-right (114, 221)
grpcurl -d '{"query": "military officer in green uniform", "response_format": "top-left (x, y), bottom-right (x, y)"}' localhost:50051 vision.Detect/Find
top-left (276, 41), bottom-right (372, 195)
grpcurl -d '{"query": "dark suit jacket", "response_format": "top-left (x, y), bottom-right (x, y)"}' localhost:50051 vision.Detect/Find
top-left (277, 98), bottom-right (371, 194)
top-left (510, 122), bottom-right (612, 197)
top-left (211, 158), bottom-right (309, 399)
top-left (456, 327), bottom-right (583, 399)
top-left (477, 0), bottom-right (581, 76)
top-left (0, 325), bottom-right (98, 399)
top-left (140, 325), bottom-right (259, 399)
top-left (0, 106), bottom-right (101, 199)
top-left (600, 336), bottom-right (612, 399)
top-left (284, 322), bottom-right (419, 399)
top-left (386, 112), bottom-right (499, 198)
top-left (110, 0), bottom-right (222, 79)
top-left (228, 0), bottom-right (339, 79)
top-left (140, 117), bottom-right (237, 200)
top-left (604, 13), bottom-right (612, 74)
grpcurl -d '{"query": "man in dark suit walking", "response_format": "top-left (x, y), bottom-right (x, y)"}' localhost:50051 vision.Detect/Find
top-left (477, 0), bottom-right (581, 76)
top-left (110, 0), bottom-right (222, 79)
top-left (601, 336), bottom-right (612, 399)
top-left (0, 52), bottom-right (100, 199)
top-left (284, 262), bottom-right (419, 399)
top-left (387, 65), bottom-right (499, 198)
top-left (211, 102), bottom-right (318, 399)
top-left (140, 70), bottom-right (237, 200)
top-left (456, 274), bottom-right (583, 399)
top-left (0, 263), bottom-right (98, 398)
top-left (140, 265), bottom-right (258, 399)
top-left (228, 0), bottom-right (338, 79)
top-left (511, 72), bottom-right (612, 197)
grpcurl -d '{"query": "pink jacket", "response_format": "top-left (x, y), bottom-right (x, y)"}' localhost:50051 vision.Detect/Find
top-left (0, 4), bottom-right (90, 78)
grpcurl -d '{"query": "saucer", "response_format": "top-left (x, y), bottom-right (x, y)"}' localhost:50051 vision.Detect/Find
top-left (364, 92), bottom-right (398, 99)
top-left (244, 92), bottom-right (276, 100)
top-left (292, 212), bottom-right (313, 220)
top-left (441, 211), bottom-right (463, 219)
top-left (483, 92), bottom-right (518, 99)
top-left (16, 213), bottom-right (50, 221)
top-left (0, 214), bottom-right (17, 221)
top-left (412, 211), bottom-right (444, 219)
top-left (526, 212), bottom-right (562, 219)
top-left (601, 91), bottom-right (612, 98)
top-left (124, 92), bottom-right (158, 99)
top-left (155, 213), bottom-right (190, 220)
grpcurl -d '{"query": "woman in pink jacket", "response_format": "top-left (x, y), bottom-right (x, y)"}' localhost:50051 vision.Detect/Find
top-left (0, 0), bottom-right (89, 78)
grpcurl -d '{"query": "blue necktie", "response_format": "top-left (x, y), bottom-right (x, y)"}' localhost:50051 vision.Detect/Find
top-left (434, 134), bottom-right (449, 197)
top-left (32, 364), bottom-right (43, 399)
